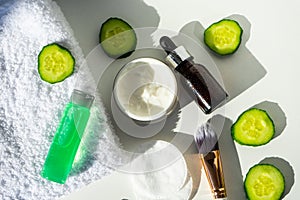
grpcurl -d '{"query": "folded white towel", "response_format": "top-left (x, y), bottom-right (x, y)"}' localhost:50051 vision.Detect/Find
top-left (0, 0), bottom-right (125, 199)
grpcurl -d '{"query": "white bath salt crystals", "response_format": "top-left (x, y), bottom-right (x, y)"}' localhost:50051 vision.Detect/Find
top-left (0, 0), bottom-right (124, 199)
top-left (130, 140), bottom-right (192, 199)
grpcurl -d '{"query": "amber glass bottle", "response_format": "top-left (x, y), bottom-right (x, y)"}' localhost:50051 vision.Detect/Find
top-left (160, 36), bottom-right (228, 114)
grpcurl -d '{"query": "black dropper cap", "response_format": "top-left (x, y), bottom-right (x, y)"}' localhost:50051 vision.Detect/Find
top-left (160, 36), bottom-right (177, 54)
top-left (159, 36), bottom-right (192, 68)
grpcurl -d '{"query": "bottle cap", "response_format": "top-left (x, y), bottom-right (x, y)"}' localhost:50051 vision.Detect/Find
top-left (71, 89), bottom-right (95, 108)
top-left (160, 36), bottom-right (192, 68)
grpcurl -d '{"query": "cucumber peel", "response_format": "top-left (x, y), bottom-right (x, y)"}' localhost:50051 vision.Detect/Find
top-left (245, 164), bottom-right (285, 200)
top-left (99, 17), bottom-right (137, 58)
top-left (204, 19), bottom-right (243, 55)
top-left (38, 43), bottom-right (75, 84)
top-left (231, 108), bottom-right (275, 146)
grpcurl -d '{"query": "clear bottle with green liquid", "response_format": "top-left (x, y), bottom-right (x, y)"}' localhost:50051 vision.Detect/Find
top-left (41, 89), bottom-right (94, 184)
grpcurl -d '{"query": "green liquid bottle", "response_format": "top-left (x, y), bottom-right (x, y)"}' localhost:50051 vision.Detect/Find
top-left (41, 89), bottom-right (94, 184)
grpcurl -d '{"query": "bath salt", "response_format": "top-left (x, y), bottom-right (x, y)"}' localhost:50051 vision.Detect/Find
top-left (0, 0), bottom-right (127, 199)
top-left (130, 140), bottom-right (192, 200)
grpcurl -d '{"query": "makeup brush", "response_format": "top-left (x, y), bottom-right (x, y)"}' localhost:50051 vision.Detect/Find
top-left (194, 122), bottom-right (227, 200)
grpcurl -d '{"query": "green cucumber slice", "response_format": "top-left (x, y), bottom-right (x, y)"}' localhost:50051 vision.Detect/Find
top-left (204, 19), bottom-right (243, 55)
top-left (231, 108), bottom-right (275, 146)
top-left (38, 43), bottom-right (75, 84)
top-left (99, 17), bottom-right (137, 58)
top-left (245, 164), bottom-right (285, 200)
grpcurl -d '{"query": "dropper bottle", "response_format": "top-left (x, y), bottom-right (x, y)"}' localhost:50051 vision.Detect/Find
top-left (160, 36), bottom-right (228, 114)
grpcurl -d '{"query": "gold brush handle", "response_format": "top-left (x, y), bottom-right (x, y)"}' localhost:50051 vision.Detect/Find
top-left (201, 150), bottom-right (227, 199)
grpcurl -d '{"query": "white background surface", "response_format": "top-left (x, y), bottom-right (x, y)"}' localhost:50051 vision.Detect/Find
top-left (59, 0), bottom-right (299, 199)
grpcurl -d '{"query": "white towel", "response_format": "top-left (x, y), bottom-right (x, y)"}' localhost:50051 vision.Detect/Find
top-left (0, 0), bottom-right (125, 199)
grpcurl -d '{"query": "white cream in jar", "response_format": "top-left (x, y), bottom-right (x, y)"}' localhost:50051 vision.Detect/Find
top-left (113, 58), bottom-right (177, 122)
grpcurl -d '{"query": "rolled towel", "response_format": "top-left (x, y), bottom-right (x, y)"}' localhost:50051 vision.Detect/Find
top-left (0, 0), bottom-right (126, 199)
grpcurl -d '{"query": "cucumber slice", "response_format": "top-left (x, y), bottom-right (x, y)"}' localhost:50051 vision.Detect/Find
top-left (231, 108), bottom-right (275, 146)
top-left (99, 17), bottom-right (137, 58)
top-left (38, 43), bottom-right (75, 84)
top-left (245, 164), bottom-right (285, 200)
top-left (204, 19), bottom-right (243, 55)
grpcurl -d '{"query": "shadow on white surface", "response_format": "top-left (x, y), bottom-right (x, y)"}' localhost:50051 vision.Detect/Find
top-left (259, 157), bottom-right (294, 199)
top-left (55, 0), bottom-right (160, 56)
top-left (210, 115), bottom-right (247, 200)
top-left (179, 14), bottom-right (267, 103)
top-left (252, 101), bottom-right (287, 139)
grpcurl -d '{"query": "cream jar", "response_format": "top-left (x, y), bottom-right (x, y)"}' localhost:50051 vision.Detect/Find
top-left (113, 57), bottom-right (178, 122)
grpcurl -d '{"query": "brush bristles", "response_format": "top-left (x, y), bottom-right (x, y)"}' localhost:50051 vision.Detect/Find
top-left (194, 122), bottom-right (219, 155)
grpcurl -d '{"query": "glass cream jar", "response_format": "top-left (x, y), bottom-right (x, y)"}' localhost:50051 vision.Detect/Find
top-left (113, 57), bottom-right (178, 122)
